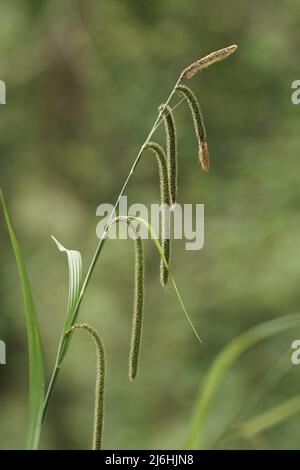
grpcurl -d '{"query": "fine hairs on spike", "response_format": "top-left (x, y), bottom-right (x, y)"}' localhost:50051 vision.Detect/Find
top-left (127, 220), bottom-right (145, 381)
top-left (176, 84), bottom-right (209, 172)
top-left (143, 142), bottom-right (171, 287)
top-left (65, 323), bottom-right (105, 450)
top-left (179, 44), bottom-right (238, 80)
top-left (159, 104), bottom-right (178, 206)
top-left (107, 216), bottom-right (145, 380)
top-left (143, 142), bottom-right (170, 209)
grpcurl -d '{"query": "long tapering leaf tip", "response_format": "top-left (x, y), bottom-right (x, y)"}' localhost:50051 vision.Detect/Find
top-left (118, 216), bottom-right (203, 344)
top-left (180, 44), bottom-right (238, 80)
top-left (51, 235), bottom-right (64, 251)
top-left (199, 140), bottom-right (209, 172)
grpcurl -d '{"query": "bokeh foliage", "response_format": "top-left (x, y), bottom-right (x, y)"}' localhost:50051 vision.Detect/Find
top-left (1, 0), bottom-right (300, 449)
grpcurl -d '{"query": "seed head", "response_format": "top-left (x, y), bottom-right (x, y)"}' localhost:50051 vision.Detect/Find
top-left (180, 44), bottom-right (238, 80)
top-left (199, 139), bottom-right (209, 172)
top-left (176, 84), bottom-right (209, 172)
top-left (144, 142), bottom-right (170, 207)
top-left (65, 323), bottom-right (105, 450)
top-left (159, 104), bottom-right (178, 206)
top-left (128, 229), bottom-right (145, 381)
top-left (143, 142), bottom-right (171, 287)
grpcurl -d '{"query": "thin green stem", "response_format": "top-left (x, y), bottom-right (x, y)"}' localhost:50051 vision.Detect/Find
top-left (42, 78), bottom-right (182, 422)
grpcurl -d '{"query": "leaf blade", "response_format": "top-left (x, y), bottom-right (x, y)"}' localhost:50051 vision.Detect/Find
top-left (184, 313), bottom-right (300, 449)
top-left (51, 236), bottom-right (83, 357)
top-left (0, 190), bottom-right (45, 449)
top-left (239, 394), bottom-right (300, 438)
top-left (111, 216), bottom-right (202, 343)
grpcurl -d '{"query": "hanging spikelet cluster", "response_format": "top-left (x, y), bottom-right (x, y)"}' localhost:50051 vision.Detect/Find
top-left (143, 142), bottom-right (171, 288)
top-left (10, 43), bottom-right (239, 450)
top-left (65, 323), bottom-right (105, 450)
top-left (160, 211), bottom-right (171, 288)
top-left (107, 216), bottom-right (145, 381)
top-left (128, 222), bottom-right (145, 381)
top-left (172, 46), bottom-right (238, 171)
top-left (101, 44), bottom-right (237, 392)
top-left (159, 104), bottom-right (178, 206)
top-left (125, 44), bottom-right (237, 382)
top-left (179, 44), bottom-right (238, 80)
top-left (143, 142), bottom-right (170, 207)
top-left (176, 84), bottom-right (209, 172)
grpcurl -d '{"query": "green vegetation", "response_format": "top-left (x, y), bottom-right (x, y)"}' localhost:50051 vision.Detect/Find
top-left (1, 0), bottom-right (300, 450)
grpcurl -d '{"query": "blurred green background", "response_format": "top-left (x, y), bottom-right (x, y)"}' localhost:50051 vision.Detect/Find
top-left (1, 0), bottom-right (300, 450)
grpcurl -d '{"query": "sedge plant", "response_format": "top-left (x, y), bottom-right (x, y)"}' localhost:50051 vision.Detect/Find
top-left (0, 44), bottom-right (238, 449)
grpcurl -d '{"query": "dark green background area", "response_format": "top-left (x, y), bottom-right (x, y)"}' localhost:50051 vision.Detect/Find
top-left (1, 0), bottom-right (300, 449)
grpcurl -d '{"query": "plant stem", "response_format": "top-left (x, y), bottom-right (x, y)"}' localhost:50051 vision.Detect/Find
top-left (42, 78), bottom-right (181, 421)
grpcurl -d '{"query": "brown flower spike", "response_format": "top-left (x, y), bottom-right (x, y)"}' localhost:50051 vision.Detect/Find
top-left (176, 84), bottom-right (209, 172)
top-left (180, 44), bottom-right (238, 80)
top-left (199, 140), bottom-right (209, 173)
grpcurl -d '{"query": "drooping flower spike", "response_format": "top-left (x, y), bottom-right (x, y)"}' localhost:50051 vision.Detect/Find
top-left (176, 84), bottom-right (209, 172)
top-left (143, 142), bottom-right (171, 287)
top-left (159, 104), bottom-right (178, 206)
top-left (65, 323), bottom-right (105, 450)
top-left (128, 223), bottom-right (145, 381)
top-left (179, 44), bottom-right (238, 80)
top-left (107, 216), bottom-right (145, 380)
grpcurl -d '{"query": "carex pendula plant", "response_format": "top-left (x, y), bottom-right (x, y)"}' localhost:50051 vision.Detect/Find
top-left (0, 44), bottom-right (238, 449)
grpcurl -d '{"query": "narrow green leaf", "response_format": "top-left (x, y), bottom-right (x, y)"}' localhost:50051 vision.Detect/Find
top-left (239, 394), bottom-right (300, 438)
top-left (110, 216), bottom-right (202, 344)
top-left (0, 189), bottom-right (45, 449)
top-left (184, 313), bottom-right (300, 449)
top-left (51, 236), bottom-right (83, 359)
top-left (135, 217), bottom-right (201, 343)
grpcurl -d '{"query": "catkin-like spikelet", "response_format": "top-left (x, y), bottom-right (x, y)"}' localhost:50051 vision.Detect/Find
top-left (128, 231), bottom-right (145, 380)
top-left (160, 226), bottom-right (170, 288)
top-left (179, 44), bottom-right (238, 80)
top-left (199, 140), bottom-right (209, 173)
top-left (65, 323), bottom-right (105, 450)
top-left (176, 84), bottom-right (209, 172)
top-left (159, 104), bottom-right (178, 206)
top-left (143, 142), bottom-right (171, 287)
top-left (144, 142), bottom-right (170, 207)
top-left (107, 216), bottom-right (145, 381)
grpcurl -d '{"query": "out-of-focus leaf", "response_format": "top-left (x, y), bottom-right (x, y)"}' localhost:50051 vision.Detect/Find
top-left (185, 313), bottom-right (300, 449)
top-left (239, 394), bottom-right (300, 438)
top-left (0, 189), bottom-right (45, 449)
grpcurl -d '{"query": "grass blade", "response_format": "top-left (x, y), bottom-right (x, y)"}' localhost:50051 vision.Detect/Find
top-left (239, 394), bottom-right (300, 439)
top-left (51, 236), bottom-right (83, 359)
top-left (184, 313), bottom-right (300, 449)
top-left (0, 189), bottom-right (45, 449)
top-left (136, 217), bottom-right (201, 343)
top-left (110, 216), bottom-right (202, 343)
